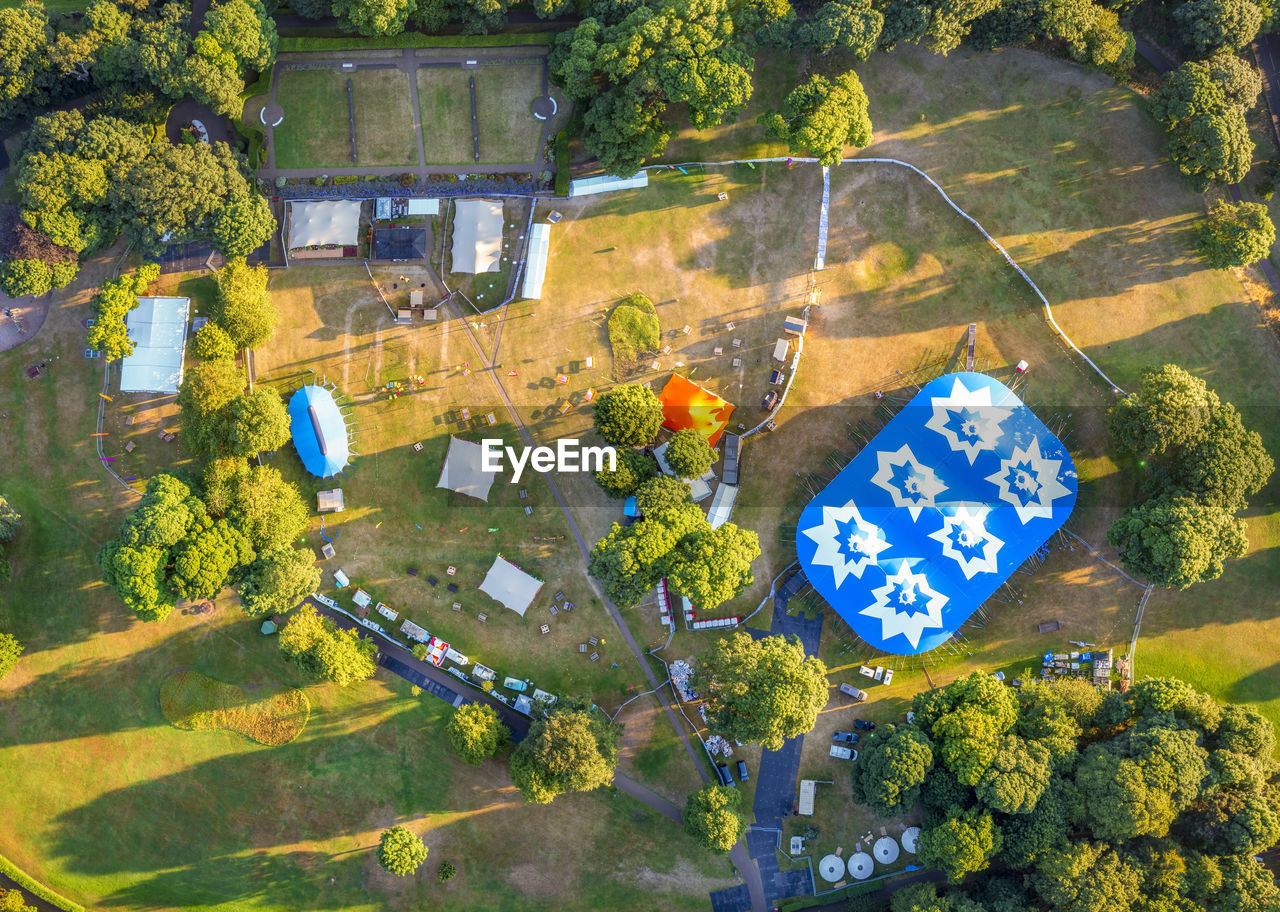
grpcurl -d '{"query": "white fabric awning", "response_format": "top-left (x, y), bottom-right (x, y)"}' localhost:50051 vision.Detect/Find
top-left (288, 200), bottom-right (363, 248)
top-left (451, 199), bottom-right (503, 274)
top-left (521, 222), bottom-right (550, 299)
top-left (436, 436), bottom-right (497, 502)
top-left (120, 296), bottom-right (190, 394)
top-left (478, 555), bottom-right (544, 617)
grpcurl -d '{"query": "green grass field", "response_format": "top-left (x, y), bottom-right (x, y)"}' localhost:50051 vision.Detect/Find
top-left (419, 68), bottom-right (475, 165)
top-left (274, 68), bottom-right (418, 169)
top-left (473, 66), bottom-right (545, 165)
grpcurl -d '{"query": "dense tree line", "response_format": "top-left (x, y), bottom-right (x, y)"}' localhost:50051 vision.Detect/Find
top-left (853, 672), bottom-right (1280, 912)
top-left (0, 493), bottom-right (22, 585)
top-left (1106, 364), bottom-right (1272, 588)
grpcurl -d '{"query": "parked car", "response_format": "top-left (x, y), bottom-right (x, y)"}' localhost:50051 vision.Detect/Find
top-left (717, 763), bottom-right (736, 786)
top-left (839, 683), bottom-right (868, 702)
top-left (737, 760), bottom-right (749, 782)
top-left (762, 390), bottom-right (780, 411)
top-left (829, 744), bottom-right (853, 760)
top-left (503, 676), bottom-right (528, 692)
top-left (853, 719), bottom-right (876, 732)
top-left (833, 730), bottom-right (859, 744)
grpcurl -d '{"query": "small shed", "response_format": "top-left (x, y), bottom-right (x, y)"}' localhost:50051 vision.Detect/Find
top-left (333, 569), bottom-right (350, 588)
top-left (798, 779), bottom-right (817, 816)
top-left (320, 542), bottom-right (336, 560)
top-left (410, 289), bottom-right (423, 309)
top-left (400, 618), bottom-right (429, 642)
top-left (772, 338), bottom-right (790, 362)
top-left (352, 589), bottom-right (372, 609)
top-left (317, 488), bottom-right (345, 513)
top-left (783, 315), bottom-right (807, 336)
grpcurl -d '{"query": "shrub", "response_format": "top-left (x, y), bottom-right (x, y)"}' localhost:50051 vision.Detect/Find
top-left (437, 861), bottom-right (456, 882)
top-left (275, 176), bottom-right (287, 188)
top-left (607, 292), bottom-right (661, 367)
top-left (399, 173), bottom-right (416, 187)
top-left (555, 129), bottom-right (571, 196)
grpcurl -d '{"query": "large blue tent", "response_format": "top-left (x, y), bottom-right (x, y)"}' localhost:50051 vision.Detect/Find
top-left (796, 372), bottom-right (1077, 655)
top-left (288, 383), bottom-right (350, 478)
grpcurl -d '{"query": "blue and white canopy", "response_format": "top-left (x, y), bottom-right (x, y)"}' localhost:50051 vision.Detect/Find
top-left (796, 372), bottom-right (1077, 655)
top-left (288, 383), bottom-right (350, 478)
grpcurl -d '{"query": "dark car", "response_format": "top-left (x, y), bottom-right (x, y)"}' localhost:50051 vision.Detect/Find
top-left (853, 719), bottom-right (877, 732)
top-left (737, 760), bottom-right (749, 782)
top-left (763, 390), bottom-right (780, 411)
top-left (833, 730), bottom-right (859, 744)
top-left (717, 763), bottom-right (736, 787)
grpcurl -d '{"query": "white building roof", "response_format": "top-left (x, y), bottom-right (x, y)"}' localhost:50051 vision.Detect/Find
top-left (119, 296), bottom-right (190, 394)
top-left (451, 199), bottom-right (503, 274)
top-left (407, 198), bottom-right (439, 215)
top-left (773, 338), bottom-right (790, 362)
top-left (288, 200), bottom-right (363, 248)
top-left (569, 172), bottom-right (649, 197)
top-left (521, 222), bottom-right (550, 299)
top-left (707, 483), bottom-right (738, 529)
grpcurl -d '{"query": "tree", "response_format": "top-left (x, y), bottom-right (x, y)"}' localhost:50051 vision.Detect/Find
top-left (1107, 492), bottom-right (1247, 589)
top-left (917, 807), bottom-right (1002, 883)
top-left (1216, 705), bottom-right (1277, 761)
top-left (193, 322), bottom-right (238, 361)
top-left (683, 784), bottom-right (746, 852)
top-left (221, 465), bottom-right (309, 552)
top-left (195, 0), bottom-right (276, 73)
top-left (509, 706), bottom-right (618, 803)
top-left (86, 264), bottom-right (160, 360)
top-left (436, 861), bottom-right (456, 882)
top-left (1031, 843), bottom-right (1143, 912)
top-left (446, 703), bottom-right (510, 764)
top-left (0, 632), bottom-right (22, 680)
top-left (732, 0), bottom-right (795, 44)
top-left (550, 0), bottom-right (753, 173)
top-left (974, 734), bottom-right (1051, 814)
top-left (0, 2), bottom-right (52, 126)
top-left (799, 0), bottom-right (882, 57)
top-left (169, 518), bottom-right (253, 601)
top-left (761, 71), bottom-right (872, 166)
top-left (1173, 0), bottom-right (1262, 57)
top-left (177, 359), bottom-right (245, 456)
top-left (0, 495), bottom-right (22, 543)
top-left (279, 604), bottom-right (377, 686)
top-left (377, 825), bottom-right (428, 876)
top-left (0, 888), bottom-right (37, 912)
top-left (1204, 53), bottom-right (1263, 110)
top-left (592, 384), bottom-right (664, 447)
top-left (664, 520), bottom-right (760, 610)
top-left (0, 259), bottom-right (50, 297)
top-left (664, 429), bottom-right (716, 478)
top-left (333, 0), bottom-right (415, 35)
top-left (239, 547), bottom-right (320, 617)
top-left (212, 257), bottom-right (277, 350)
top-left (1177, 789), bottom-right (1280, 855)
top-left (450, 0), bottom-right (511, 34)
top-left (1166, 402), bottom-right (1272, 512)
top-left (1197, 200), bottom-right (1276, 269)
top-left (594, 447), bottom-right (659, 498)
top-left (1152, 61), bottom-right (1254, 190)
top-left (634, 475), bottom-right (692, 515)
top-left (698, 631), bottom-right (828, 750)
top-left (1108, 365), bottom-right (1220, 459)
top-left (850, 723), bottom-right (934, 815)
top-left (211, 195), bottom-right (275, 259)
top-left (227, 389), bottom-right (291, 458)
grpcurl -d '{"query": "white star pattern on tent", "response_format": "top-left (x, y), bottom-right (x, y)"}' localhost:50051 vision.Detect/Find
top-left (925, 377), bottom-right (1013, 464)
top-left (871, 444), bottom-right (948, 521)
top-left (927, 503), bottom-right (1004, 579)
top-left (860, 565), bottom-right (948, 649)
top-left (985, 437), bottom-right (1071, 524)
top-left (801, 501), bottom-right (891, 589)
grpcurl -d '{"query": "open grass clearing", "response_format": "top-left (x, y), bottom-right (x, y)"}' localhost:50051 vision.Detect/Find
top-left (274, 67), bottom-right (417, 169)
top-left (473, 65), bottom-right (545, 165)
top-left (160, 669), bottom-right (311, 746)
top-left (419, 68), bottom-right (476, 165)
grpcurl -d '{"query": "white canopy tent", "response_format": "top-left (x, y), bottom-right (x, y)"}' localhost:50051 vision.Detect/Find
top-left (436, 436), bottom-right (498, 501)
top-left (478, 555), bottom-right (544, 618)
top-left (451, 199), bottom-right (504, 273)
top-left (707, 483), bottom-right (738, 529)
top-left (569, 173), bottom-right (649, 197)
top-left (119, 296), bottom-right (190, 394)
top-left (521, 222), bottom-right (550, 299)
top-left (848, 853), bottom-right (874, 880)
top-left (901, 827), bottom-right (920, 854)
top-left (288, 200), bottom-right (363, 249)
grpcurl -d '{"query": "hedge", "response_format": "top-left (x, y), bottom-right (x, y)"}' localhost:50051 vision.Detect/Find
top-left (554, 129), bottom-right (570, 196)
top-left (235, 65), bottom-right (275, 169)
top-left (0, 854), bottom-right (86, 912)
top-left (776, 878), bottom-right (881, 912)
top-left (279, 32), bottom-right (557, 52)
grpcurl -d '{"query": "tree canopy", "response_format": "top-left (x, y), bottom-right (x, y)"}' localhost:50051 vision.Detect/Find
top-left (1197, 199), bottom-right (1276, 269)
top-left (1106, 492), bottom-right (1247, 589)
top-left (446, 702), bottom-right (510, 765)
top-left (592, 384), bottom-right (664, 447)
top-left (683, 784), bottom-right (747, 852)
top-left (664, 429), bottom-right (716, 478)
top-left (761, 70), bottom-right (873, 165)
top-left (800, 0), bottom-right (883, 58)
top-left (86, 263), bottom-right (159, 360)
top-left (594, 447), bottom-right (660, 498)
top-left (634, 475), bottom-right (693, 516)
top-left (278, 603), bottom-right (377, 686)
top-left (212, 257), bottom-right (277, 351)
top-left (238, 546), bottom-right (320, 617)
top-left (1173, 0), bottom-right (1263, 57)
top-left (698, 631), bottom-right (828, 749)
top-left (850, 722), bottom-right (935, 815)
top-left (509, 705), bottom-right (619, 803)
top-left (0, 632), bottom-right (22, 680)
top-left (377, 825), bottom-right (428, 876)
top-left (1151, 61), bottom-right (1255, 190)
top-left (918, 806), bottom-right (1002, 883)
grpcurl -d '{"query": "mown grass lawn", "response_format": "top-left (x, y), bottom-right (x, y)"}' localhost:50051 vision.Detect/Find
top-left (419, 69), bottom-right (475, 165)
top-left (275, 68), bottom-right (418, 169)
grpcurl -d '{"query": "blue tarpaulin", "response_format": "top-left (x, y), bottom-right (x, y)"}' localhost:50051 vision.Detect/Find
top-left (796, 372), bottom-right (1077, 655)
top-left (288, 384), bottom-right (350, 478)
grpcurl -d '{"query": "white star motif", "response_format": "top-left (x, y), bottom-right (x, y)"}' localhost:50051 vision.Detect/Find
top-left (985, 437), bottom-right (1071, 524)
top-left (927, 503), bottom-right (1004, 578)
top-left (870, 444), bottom-right (948, 521)
top-left (925, 377), bottom-right (1012, 464)
top-left (860, 565), bottom-right (948, 649)
top-left (801, 501), bottom-right (890, 590)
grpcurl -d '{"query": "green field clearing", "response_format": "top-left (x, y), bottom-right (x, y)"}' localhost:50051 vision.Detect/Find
top-left (274, 68), bottom-right (418, 169)
top-left (473, 66), bottom-right (545, 165)
top-left (419, 69), bottom-right (477, 165)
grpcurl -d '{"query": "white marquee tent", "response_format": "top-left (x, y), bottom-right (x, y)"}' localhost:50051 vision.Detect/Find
top-left (451, 199), bottom-right (504, 273)
top-left (436, 436), bottom-right (497, 502)
top-left (521, 222), bottom-right (550, 299)
top-left (119, 296), bottom-right (190, 394)
top-left (288, 200), bottom-right (363, 249)
top-left (479, 555), bottom-right (544, 617)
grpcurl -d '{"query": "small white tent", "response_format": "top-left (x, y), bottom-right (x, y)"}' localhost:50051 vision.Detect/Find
top-left (436, 436), bottom-right (497, 502)
top-left (451, 199), bottom-right (504, 273)
top-left (478, 555), bottom-right (544, 617)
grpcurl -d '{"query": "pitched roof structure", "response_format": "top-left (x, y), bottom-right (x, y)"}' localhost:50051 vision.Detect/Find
top-left (119, 296), bottom-right (190, 394)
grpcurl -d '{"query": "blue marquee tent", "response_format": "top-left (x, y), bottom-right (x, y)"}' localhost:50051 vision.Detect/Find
top-left (288, 383), bottom-right (351, 478)
top-left (796, 372), bottom-right (1077, 655)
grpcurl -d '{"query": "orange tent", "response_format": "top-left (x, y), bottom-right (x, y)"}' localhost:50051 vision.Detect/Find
top-left (659, 374), bottom-right (736, 447)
